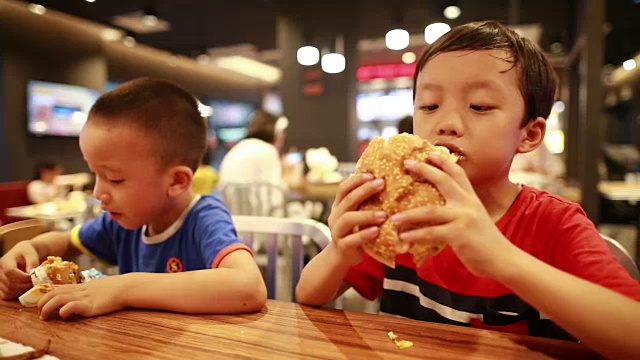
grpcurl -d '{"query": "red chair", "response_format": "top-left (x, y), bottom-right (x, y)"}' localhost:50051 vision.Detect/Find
top-left (0, 181), bottom-right (32, 225)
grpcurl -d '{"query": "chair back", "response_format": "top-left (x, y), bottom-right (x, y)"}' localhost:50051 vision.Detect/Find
top-left (220, 182), bottom-right (287, 217)
top-left (232, 215), bottom-right (331, 301)
top-left (0, 219), bottom-right (48, 255)
top-left (601, 234), bottom-right (640, 280)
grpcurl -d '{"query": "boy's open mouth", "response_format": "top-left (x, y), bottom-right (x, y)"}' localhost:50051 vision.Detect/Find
top-left (434, 141), bottom-right (465, 161)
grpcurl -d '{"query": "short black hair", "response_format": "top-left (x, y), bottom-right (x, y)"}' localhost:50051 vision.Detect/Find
top-left (87, 77), bottom-right (206, 172)
top-left (413, 21), bottom-right (558, 126)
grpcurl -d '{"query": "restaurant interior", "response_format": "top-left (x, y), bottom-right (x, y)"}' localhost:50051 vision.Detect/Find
top-left (0, 0), bottom-right (639, 358)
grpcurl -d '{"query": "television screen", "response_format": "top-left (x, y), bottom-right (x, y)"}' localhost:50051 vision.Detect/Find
top-left (208, 100), bottom-right (256, 128)
top-left (27, 80), bottom-right (101, 137)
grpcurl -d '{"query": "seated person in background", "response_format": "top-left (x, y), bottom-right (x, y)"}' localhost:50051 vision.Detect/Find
top-left (191, 151), bottom-right (219, 195)
top-left (27, 161), bottom-right (65, 204)
top-left (218, 110), bottom-right (296, 216)
top-left (0, 78), bottom-right (267, 319)
top-left (296, 20), bottom-right (640, 345)
top-left (219, 110), bottom-right (288, 187)
top-left (397, 115), bottom-right (413, 134)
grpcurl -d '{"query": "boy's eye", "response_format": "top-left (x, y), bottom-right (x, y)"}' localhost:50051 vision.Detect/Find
top-left (108, 179), bottom-right (124, 184)
top-left (470, 105), bottom-right (495, 112)
top-left (420, 105), bottom-right (439, 112)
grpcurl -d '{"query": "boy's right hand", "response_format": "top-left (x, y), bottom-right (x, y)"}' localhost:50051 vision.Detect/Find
top-left (327, 173), bottom-right (386, 266)
top-left (0, 242), bottom-right (41, 300)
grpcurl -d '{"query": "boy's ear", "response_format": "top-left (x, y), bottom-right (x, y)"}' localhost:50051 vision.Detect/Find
top-left (517, 117), bottom-right (546, 154)
top-left (166, 165), bottom-right (194, 197)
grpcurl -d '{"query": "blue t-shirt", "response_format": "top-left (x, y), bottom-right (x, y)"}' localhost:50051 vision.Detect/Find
top-left (70, 195), bottom-right (249, 274)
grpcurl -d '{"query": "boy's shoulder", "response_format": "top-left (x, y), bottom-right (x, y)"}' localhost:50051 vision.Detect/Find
top-left (186, 194), bottom-right (234, 228)
top-left (511, 184), bottom-right (584, 215)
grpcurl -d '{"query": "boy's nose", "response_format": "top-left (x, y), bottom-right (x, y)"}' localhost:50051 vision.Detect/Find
top-left (93, 179), bottom-right (110, 204)
top-left (436, 119), bottom-right (464, 137)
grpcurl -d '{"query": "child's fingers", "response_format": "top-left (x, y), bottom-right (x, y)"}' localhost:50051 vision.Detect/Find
top-left (404, 160), bottom-right (463, 201)
top-left (329, 179), bottom-right (385, 225)
top-left (59, 301), bottom-right (89, 320)
top-left (338, 226), bottom-right (380, 250)
top-left (333, 173), bottom-right (374, 204)
top-left (398, 223), bottom-right (451, 244)
top-left (332, 210), bottom-right (386, 239)
top-left (427, 153), bottom-right (474, 192)
top-left (392, 206), bottom-right (460, 227)
top-left (39, 293), bottom-right (73, 320)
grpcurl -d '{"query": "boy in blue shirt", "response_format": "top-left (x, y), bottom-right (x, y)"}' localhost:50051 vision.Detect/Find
top-left (0, 78), bottom-right (266, 319)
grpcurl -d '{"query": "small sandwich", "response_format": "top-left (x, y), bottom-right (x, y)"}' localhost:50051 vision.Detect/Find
top-left (356, 133), bottom-right (459, 268)
top-left (18, 284), bottom-right (54, 307)
top-left (19, 256), bottom-right (82, 307)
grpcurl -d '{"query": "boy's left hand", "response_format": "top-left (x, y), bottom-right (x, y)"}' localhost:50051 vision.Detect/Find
top-left (392, 153), bottom-right (516, 278)
top-left (37, 276), bottom-right (128, 320)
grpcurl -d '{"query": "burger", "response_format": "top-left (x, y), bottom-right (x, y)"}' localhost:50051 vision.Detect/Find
top-left (19, 256), bottom-right (82, 307)
top-left (356, 133), bottom-right (458, 268)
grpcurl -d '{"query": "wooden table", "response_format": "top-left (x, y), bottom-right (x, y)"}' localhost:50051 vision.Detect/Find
top-left (0, 299), bottom-right (600, 359)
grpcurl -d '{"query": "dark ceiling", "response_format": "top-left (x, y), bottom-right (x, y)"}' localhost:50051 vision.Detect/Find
top-left (21, 0), bottom-right (640, 67)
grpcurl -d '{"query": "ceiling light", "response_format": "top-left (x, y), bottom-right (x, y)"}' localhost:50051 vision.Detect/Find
top-left (28, 4), bottom-right (46, 15)
top-left (123, 36), bottom-right (136, 47)
top-left (142, 14), bottom-right (158, 27)
top-left (111, 11), bottom-right (171, 34)
top-left (623, 59), bottom-right (637, 71)
top-left (168, 55), bottom-right (178, 67)
top-left (196, 54), bottom-right (210, 65)
top-left (212, 56), bottom-right (282, 83)
top-left (443, 6), bottom-right (461, 20)
top-left (553, 101), bottom-right (565, 113)
top-left (401, 52), bottom-right (416, 64)
top-left (297, 46), bottom-right (320, 66)
top-left (101, 28), bottom-right (124, 42)
top-left (425, 23), bottom-right (451, 44)
top-left (385, 29), bottom-right (410, 50)
top-left (321, 53), bottom-right (346, 74)
top-left (86, 0), bottom-right (96, 3)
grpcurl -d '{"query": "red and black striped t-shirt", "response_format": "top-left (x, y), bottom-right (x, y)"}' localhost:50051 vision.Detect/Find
top-left (345, 185), bottom-right (640, 340)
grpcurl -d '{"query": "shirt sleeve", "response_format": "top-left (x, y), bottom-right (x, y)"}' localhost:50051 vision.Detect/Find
top-left (549, 204), bottom-right (640, 300)
top-left (344, 253), bottom-right (386, 301)
top-left (70, 212), bottom-right (119, 266)
top-left (194, 195), bottom-right (252, 268)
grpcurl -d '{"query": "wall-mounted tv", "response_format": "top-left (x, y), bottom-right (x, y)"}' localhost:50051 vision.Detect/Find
top-left (208, 100), bottom-right (256, 129)
top-left (27, 80), bottom-right (101, 137)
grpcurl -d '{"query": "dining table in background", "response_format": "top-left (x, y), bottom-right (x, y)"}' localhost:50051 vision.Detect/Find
top-left (0, 299), bottom-right (601, 359)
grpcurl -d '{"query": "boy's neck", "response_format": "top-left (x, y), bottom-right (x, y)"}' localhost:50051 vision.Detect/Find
top-left (473, 178), bottom-right (522, 223)
top-left (147, 191), bottom-right (197, 236)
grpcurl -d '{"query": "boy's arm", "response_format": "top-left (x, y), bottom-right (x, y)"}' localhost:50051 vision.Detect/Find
top-left (496, 245), bottom-right (640, 360)
top-left (38, 249), bottom-right (266, 319)
top-left (123, 249), bottom-right (266, 314)
top-left (295, 243), bottom-right (352, 305)
top-left (29, 231), bottom-right (80, 262)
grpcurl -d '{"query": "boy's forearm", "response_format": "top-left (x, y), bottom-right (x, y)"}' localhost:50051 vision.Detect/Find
top-left (28, 231), bottom-right (76, 262)
top-left (295, 243), bottom-right (352, 306)
top-left (495, 246), bottom-right (640, 359)
top-left (120, 269), bottom-right (266, 314)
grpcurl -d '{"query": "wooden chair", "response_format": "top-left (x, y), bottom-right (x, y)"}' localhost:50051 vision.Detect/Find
top-left (0, 219), bottom-right (48, 255)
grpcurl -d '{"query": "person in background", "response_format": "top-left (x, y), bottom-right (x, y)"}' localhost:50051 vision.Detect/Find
top-left (191, 151), bottom-right (219, 195)
top-left (397, 115), bottom-right (413, 134)
top-left (27, 161), bottom-right (65, 204)
top-left (218, 110), bottom-right (288, 187)
top-left (0, 78), bottom-right (266, 319)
